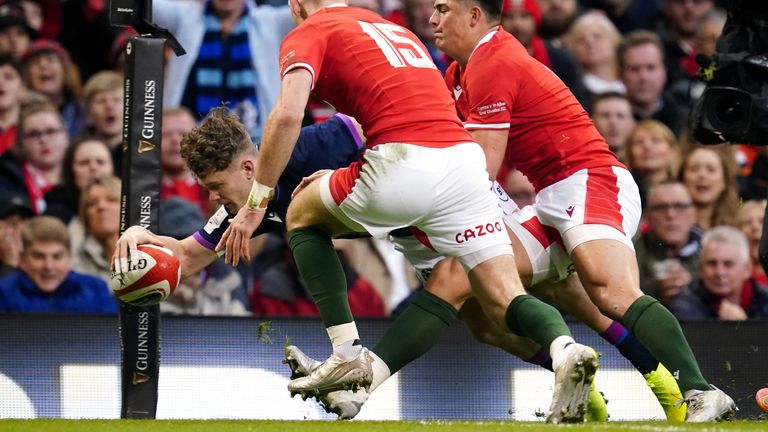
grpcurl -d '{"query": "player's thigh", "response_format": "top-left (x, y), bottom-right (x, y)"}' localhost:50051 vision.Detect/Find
top-left (286, 173), bottom-right (360, 236)
top-left (570, 238), bottom-right (643, 318)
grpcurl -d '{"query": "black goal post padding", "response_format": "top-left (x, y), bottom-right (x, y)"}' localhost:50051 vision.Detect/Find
top-left (118, 36), bottom-right (165, 419)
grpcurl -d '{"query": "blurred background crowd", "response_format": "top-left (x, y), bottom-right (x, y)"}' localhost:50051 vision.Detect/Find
top-left (0, 0), bottom-right (766, 322)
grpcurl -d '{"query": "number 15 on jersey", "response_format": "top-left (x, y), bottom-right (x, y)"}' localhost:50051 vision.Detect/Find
top-left (359, 21), bottom-right (437, 70)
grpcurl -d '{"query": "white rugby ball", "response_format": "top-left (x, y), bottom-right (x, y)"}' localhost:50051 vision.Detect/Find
top-left (111, 244), bottom-right (181, 306)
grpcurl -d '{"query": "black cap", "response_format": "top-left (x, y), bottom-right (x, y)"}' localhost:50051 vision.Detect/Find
top-left (158, 197), bottom-right (206, 240)
top-left (0, 1), bottom-right (38, 39)
top-left (0, 189), bottom-right (33, 219)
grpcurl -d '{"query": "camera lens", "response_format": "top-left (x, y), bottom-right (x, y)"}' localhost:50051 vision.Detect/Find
top-left (714, 95), bottom-right (744, 125)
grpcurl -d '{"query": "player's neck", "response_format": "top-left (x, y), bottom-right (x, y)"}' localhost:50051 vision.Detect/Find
top-left (460, 25), bottom-right (498, 66)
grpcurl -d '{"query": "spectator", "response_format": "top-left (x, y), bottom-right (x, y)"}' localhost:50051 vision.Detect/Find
top-left (0, 189), bottom-right (32, 276)
top-left (0, 215), bottom-right (117, 313)
top-left (0, 0), bottom-right (35, 58)
top-left (0, 100), bottom-right (68, 214)
top-left (153, 0), bottom-right (294, 141)
top-left (0, 53), bottom-right (24, 154)
top-left (536, 0), bottom-right (580, 40)
top-left (160, 107), bottom-right (209, 215)
top-left (694, 7), bottom-right (726, 59)
top-left (579, 0), bottom-right (661, 33)
top-left (249, 233), bottom-right (386, 317)
top-left (590, 91), bottom-right (635, 161)
top-left (561, 11), bottom-right (626, 98)
top-left (71, 176), bottom-right (120, 285)
top-left (44, 136), bottom-right (113, 224)
top-left (21, 39), bottom-right (84, 137)
top-left (735, 200), bottom-right (767, 286)
top-left (625, 120), bottom-right (680, 206)
top-left (158, 197), bottom-right (249, 315)
top-left (403, 0), bottom-right (447, 72)
top-left (679, 145), bottom-right (739, 230)
top-left (81, 70), bottom-right (123, 171)
top-left (634, 181), bottom-right (701, 305)
top-left (618, 30), bottom-right (687, 135)
top-left (657, 0), bottom-right (714, 87)
top-left (670, 225), bottom-right (768, 320)
top-left (500, 0), bottom-right (588, 108)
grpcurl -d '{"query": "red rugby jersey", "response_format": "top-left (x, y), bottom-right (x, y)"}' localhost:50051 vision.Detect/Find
top-left (279, 6), bottom-right (471, 148)
top-left (445, 29), bottom-right (622, 191)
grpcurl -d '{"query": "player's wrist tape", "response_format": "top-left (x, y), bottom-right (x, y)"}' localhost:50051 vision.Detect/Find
top-left (246, 180), bottom-right (274, 210)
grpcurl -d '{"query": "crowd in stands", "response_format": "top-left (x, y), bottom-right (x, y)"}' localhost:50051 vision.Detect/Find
top-left (0, 0), bottom-right (766, 321)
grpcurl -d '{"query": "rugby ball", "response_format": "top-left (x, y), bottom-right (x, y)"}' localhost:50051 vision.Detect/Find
top-left (110, 244), bottom-right (181, 306)
top-left (757, 387), bottom-right (768, 412)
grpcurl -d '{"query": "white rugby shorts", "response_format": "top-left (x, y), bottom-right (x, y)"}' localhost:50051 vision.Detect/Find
top-left (393, 182), bottom-right (573, 286)
top-left (319, 142), bottom-right (512, 270)
top-left (534, 166), bottom-right (641, 253)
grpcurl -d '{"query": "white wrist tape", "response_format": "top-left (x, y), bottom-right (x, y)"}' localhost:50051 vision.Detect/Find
top-left (246, 180), bottom-right (274, 210)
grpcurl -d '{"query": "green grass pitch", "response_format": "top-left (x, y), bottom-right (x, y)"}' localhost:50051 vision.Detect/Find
top-left (0, 420), bottom-right (766, 432)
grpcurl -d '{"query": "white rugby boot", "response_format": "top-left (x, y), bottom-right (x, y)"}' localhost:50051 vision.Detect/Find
top-left (682, 385), bottom-right (737, 422)
top-left (284, 344), bottom-right (369, 419)
top-left (546, 343), bottom-right (600, 424)
top-left (284, 345), bottom-right (321, 379)
top-left (287, 347), bottom-right (373, 399)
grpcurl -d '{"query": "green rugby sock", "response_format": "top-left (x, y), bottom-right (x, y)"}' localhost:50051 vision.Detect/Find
top-left (504, 294), bottom-right (571, 349)
top-left (622, 295), bottom-right (710, 393)
top-left (287, 227), bottom-right (352, 327)
top-left (373, 290), bottom-right (457, 374)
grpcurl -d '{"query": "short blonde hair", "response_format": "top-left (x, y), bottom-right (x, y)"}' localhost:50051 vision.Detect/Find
top-left (562, 12), bottom-right (622, 59)
top-left (82, 71), bottom-right (123, 106)
top-left (21, 216), bottom-right (71, 251)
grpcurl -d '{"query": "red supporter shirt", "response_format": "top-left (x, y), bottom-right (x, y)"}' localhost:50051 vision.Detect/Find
top-left (445, 29), bottom-right (621, 191)
top-left (279, 5), bottom-right (471, 148)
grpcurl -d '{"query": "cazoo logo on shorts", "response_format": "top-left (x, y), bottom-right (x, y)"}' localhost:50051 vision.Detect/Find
top-left (455, 221), bottom-right (503, 244)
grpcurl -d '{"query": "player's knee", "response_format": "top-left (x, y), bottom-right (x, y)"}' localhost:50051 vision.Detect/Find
top-left (425, 259), bottom-right (471, 309)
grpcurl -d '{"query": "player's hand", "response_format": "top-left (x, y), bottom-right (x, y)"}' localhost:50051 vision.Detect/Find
top-left (112, 226), bottom-right (165, 274)
top-left (216, 207), bottom-right (266, 266)
top-left (292, 169), bottom-right (332, 198)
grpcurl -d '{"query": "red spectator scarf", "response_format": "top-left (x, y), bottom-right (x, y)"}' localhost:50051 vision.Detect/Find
top-left (22, 163), bottom-right (53, 214)
top-left (529, 36), bottom-right (551, 69)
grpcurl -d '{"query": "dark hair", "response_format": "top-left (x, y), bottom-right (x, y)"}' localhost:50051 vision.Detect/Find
top-left (589, 91), bottom-right (631, 114)
top-left (617, 30), bottom-right (665, 70)
top-left (180, 106), bottom-right (253, 178)
top-left (0, 52), bottom-right (22, 77)
top-left (471, 0), bottom-right (503, 20)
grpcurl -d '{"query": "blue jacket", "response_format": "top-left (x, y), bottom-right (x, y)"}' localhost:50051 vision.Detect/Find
top-left (0, 270), bottom-right (118, 314)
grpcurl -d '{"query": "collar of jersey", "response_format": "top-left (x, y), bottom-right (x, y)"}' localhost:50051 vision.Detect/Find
top-left (467, 27), bottom-right (499, 64)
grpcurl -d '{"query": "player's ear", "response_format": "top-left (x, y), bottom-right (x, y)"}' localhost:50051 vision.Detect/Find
top-left (288, 0), bottom-right (302, 16)
top-left (470, 5), bottom-right (481, 26)
top-left (241, 158), bottom-right (255, 180)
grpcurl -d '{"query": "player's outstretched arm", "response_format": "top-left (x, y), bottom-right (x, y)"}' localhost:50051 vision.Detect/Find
top-left (217, 69), bottom-right (313, 265)
top-left (113, 226), bottom-right (216, 278)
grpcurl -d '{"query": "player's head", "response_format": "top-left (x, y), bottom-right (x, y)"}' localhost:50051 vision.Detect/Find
top-left (430, 0), bottom-right (502, 64)
top-left (181, 107), bottom-right (257, 211)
